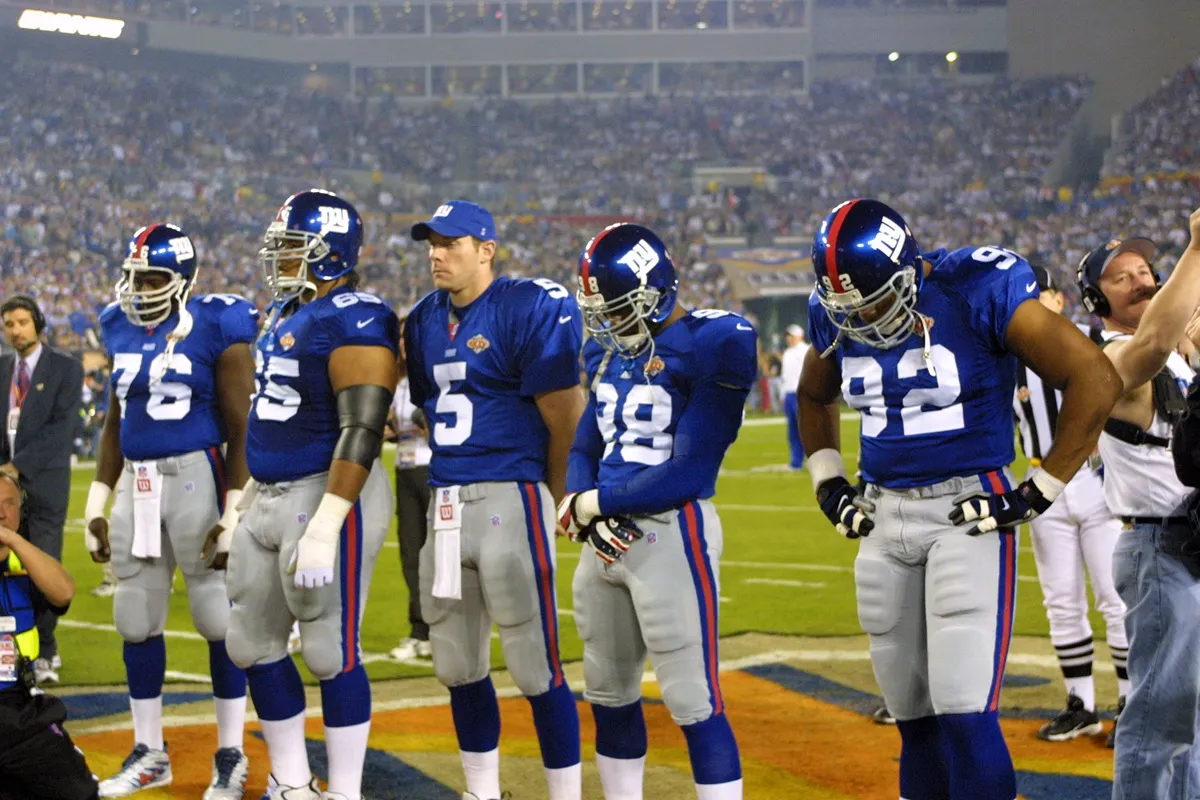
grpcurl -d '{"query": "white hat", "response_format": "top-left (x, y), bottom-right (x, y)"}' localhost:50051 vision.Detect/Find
top-left (786, 324), bottom-right (804, 337)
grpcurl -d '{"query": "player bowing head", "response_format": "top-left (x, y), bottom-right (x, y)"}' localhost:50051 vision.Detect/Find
top-left (562, 222), bottom-right (756, 800)
top-left (577, 222), bottom-right (680, 358)
top-left (798, 198), bottom-right (1122, 800)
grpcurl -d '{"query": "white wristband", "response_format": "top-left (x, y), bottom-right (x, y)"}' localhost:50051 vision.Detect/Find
top-left (576, 489), bottom-right (602, 525)
top-left (1030, 468), bottom-right (1067, 503)
top-left (307, 493), bottom-right (354, 544)
top-left (215, 489), bottom-right (244, 555)
top-left (85, 481), bottom-right (112, 523)
top-left (807, 448), bottom-right (848, 492)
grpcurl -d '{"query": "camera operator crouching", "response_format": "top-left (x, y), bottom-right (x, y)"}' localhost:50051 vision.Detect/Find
top-left (0, 472), bottom-right (97, 799)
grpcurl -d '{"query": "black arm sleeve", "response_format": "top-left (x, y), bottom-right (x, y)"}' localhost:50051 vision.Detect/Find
top-left (332, 384), bottom-right (394, 468)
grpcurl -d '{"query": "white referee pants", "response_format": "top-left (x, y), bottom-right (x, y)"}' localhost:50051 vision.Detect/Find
top-left (1028, 467), bottom-right (1127, 650)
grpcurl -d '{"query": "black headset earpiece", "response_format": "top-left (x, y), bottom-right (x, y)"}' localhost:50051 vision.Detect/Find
top-left (1076, 256), bottom-right (1112, 319)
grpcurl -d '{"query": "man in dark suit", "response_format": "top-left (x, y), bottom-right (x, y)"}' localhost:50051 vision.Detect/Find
top-left (0, 296), bottom-right (83, 684)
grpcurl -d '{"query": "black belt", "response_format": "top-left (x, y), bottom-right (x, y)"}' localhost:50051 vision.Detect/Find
top-left (1120, 516), bottom-right (1189, 526)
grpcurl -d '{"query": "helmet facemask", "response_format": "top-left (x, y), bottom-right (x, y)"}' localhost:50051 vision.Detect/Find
top-left (259, 221), bottom-right (328, 304)
top-left (819, 267), bottom-right (918, 351)
top-left (579, 285), bottom-right (663, 358)
top-left (116, 258), bottom-right (193, 328)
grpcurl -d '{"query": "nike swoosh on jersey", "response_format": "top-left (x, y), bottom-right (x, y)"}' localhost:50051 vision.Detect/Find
top-left (558, 315), bottom-right (572, 324)
top-left (357, 318), bottom-right (375, 329)
top-left (1025, 282), bottom-right (1037, 293)
top-left (736, 324), bottom-right (753, 331)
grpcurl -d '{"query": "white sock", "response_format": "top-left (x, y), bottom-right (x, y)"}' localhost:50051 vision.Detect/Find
top-left (259, 710), bottom-right (311, 788)
top-left (130, 696), bottom-right (164, 752)
top-left (696, 778), bottom-right (743, 799)
top-left (325, 720), bottom-right (371, 798)
top-left (596, 754), bottom-right (645, 799)
top-left (214, 696), bottom-right (246, 750)
top-left (460, 748), bottom-right (501, 799)
top-left (1118, 679), bottom-right (1131, 702)
top-left (545, 761), bottom-right (581, 800)
top-left (1064, 676), bottom-right (1096, 711)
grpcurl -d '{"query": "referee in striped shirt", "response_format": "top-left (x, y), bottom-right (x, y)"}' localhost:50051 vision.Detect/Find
top-left (1013, 264), bottom-right (1128, 745)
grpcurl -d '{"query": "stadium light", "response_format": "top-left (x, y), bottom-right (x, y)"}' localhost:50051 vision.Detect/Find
top-left (887, 51), bottom-right (900, 62)
top-left (18, 8), bottom-right (125, 38)
top-left (945, 51), bottom-right (959, 63)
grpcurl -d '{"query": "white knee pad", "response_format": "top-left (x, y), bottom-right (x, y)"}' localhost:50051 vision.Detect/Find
top-left (186, 573), bottom-right (231, 642)
top-left (656, 653), bottom-right (715, 726)
top-left (113, 581), bottom-right (168, 643)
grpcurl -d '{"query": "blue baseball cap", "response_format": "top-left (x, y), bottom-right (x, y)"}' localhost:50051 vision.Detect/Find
top-left (411, 200), bottom-right (496, 242)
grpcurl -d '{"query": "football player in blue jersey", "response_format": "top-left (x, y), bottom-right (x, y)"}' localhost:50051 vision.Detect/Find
top-left (225, 189), bottom-right (399, 800)
top-left (404, 200), bottom-right (585, 800)
top-left (797, 199), bottom-right (1122, 800)
top-left (85, 223), bottom-right (257, 799)
top-left (559, 223), bottom-right (755, 800)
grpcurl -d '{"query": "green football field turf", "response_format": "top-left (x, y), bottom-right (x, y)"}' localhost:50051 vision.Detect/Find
top-left (53, 415), bottom-right (1088, 687)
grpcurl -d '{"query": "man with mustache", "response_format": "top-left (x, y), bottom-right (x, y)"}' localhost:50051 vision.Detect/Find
top-left (1073, 217), bottom-right (1200, 800)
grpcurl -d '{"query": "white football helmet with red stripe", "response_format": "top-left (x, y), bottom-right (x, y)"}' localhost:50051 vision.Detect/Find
top-left (811, 198), bottom-right (923, 352)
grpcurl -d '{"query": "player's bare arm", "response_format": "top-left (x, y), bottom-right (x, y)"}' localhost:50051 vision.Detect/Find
top-left (85, 384), bottom-right (124, 563)
top-left (201, 341), bottom-right (257, 569)
top-left (1004, 300), bottom-right (1121, 485)
top-left (797, 346), bottom-right (842, 455)
top-left (1104, 210), bottom-right (1200, 396)
top-left (798, 346), bottom-right (872, 538)
top-left (535, 383), bottom-right (587, 506)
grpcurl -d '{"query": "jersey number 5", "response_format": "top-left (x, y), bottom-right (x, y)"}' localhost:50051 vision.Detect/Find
top-left (433, 361), bottom-right (473, 446)
top-left (842, 345), bottom-right (964, 437)
top-left (112, 352), bottom-right (193, 421)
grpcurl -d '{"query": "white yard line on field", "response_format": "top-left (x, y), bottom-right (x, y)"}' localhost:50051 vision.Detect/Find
top-left (744, 578), bottom-right (828, 589)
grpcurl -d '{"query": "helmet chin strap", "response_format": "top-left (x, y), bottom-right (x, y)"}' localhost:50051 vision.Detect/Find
top-left (148, 288), bottom-right (194, 387)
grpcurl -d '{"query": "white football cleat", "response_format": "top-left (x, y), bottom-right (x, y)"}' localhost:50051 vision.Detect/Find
top-left (99, 743), bottom-right (172, 797)
top-left (389, 637), bottom-right (432, 661)
top-left (203, 747), bottom-right (249, 799)
top-left (33, 657), bottom-right (59, 684)
top-left (260, 775), bottom-right (322, 800)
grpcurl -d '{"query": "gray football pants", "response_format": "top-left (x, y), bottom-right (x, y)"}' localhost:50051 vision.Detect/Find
top-left (109, 447), bottom-right (230, 643)
top-left (572, 499), bottom-right (726, 726)
top-left (226, 462), bottom-right (391, 680)
top-left (857, 471), bottom-right (1018, 720)
top-left (419, 481), bottom-right (567, 697)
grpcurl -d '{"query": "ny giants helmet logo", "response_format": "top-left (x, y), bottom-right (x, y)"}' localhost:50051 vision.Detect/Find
top-left (868, 217), bottom-right (907, 264)
top-left (166, 237), bottom-right (193, 264)
top-left (617, 239), bottom-right (659, 280)
top-left (318, 206), bottom-right (350, 235)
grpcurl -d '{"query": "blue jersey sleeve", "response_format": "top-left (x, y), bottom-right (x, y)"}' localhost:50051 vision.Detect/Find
top-left (962, 248), bottom-right (1040, 350)
top-left (597, 317), bottom-right (756, 516)
top-left (316, 292), bottom-right (401, 355)
top-left (215, 297), bottom-right (260, 352)
top-left (511, 282), bottom-right (583, 397)
top-left (99, 302), bottom-right (122, 359)
top-left (566, 394), bottom-right (603, 493)
top-left (807, 293), bottom-right (835, 356)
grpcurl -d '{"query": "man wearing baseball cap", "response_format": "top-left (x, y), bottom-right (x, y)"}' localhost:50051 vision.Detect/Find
top-left (404, 199), bottom-right (585, 800)
top-left (1075, 211), bottom-right (1200, 799)
top-left (780, 323), bottom-right (809, 470)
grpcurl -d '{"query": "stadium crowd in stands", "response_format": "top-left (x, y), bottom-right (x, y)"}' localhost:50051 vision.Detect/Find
top-left (2, 55), bottom-right (1198, 356)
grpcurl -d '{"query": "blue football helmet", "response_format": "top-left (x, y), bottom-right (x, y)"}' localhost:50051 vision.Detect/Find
top-left (577, 223), bottom-right (679, 357)
top-left (811, 198), bottom-right (923, 351)
top-left (117, 223), bottom-right (198, 327)
top-left (260, 189), bottom-right (363, 302)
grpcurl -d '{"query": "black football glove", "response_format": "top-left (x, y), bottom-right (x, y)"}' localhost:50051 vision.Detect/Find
top-left (587, 516), bottom-right (644, 564)
top-left (817, 477), bottom-right (875, 539)
top-left (948, 478), bottom-right (1054, 536)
